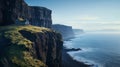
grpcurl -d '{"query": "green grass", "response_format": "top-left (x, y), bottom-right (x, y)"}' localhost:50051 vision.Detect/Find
top-left (0, 25), bottom-right (51, 67)
top-left (0, 25), bottom-right (52, 47)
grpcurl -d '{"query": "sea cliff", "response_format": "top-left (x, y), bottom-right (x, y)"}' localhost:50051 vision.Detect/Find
top-left (0, 0), bottom-right (89, 67)
top-left (0, 25), bottom-right (63, 67)
top-left (52, 24), bottom-right (74, 40)
top-left (0, 0), bottom-right (52, 28)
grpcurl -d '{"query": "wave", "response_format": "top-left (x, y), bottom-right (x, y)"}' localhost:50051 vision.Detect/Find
top-left (67, 48), bottom-right (103, 67)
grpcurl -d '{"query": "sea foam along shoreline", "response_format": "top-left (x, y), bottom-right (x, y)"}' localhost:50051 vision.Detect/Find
top-left (62, 47), bottom-right (94, 67)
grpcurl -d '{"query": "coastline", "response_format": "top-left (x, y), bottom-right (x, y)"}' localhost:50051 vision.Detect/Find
top-left (62, 47), bottom-right (92, 67)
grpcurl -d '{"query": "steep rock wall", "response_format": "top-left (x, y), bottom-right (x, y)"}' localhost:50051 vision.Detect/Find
top-left (52, 24), bottom-right (74, 40)
top-left (19, 30), bottom-right (62, 67)
top-left (0, 0), bottom-right (29, 25)
top-left (29, 6), bottom-right (52, 28)
top-left (0, 0), bottom-right (52, 28)
top-left (0, 25), bottom-right (63, 67)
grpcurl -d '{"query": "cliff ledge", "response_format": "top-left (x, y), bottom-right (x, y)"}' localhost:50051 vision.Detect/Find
top-left (0, 25), bottom-right (63, 67)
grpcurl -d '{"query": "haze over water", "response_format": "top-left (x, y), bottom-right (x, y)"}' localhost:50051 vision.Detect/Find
top-left (25, 0), bottom-right (120, 66)
top-left (64, 32), bottom-right (120, 67)
top-left (25, 0), bottom-right (120, 32)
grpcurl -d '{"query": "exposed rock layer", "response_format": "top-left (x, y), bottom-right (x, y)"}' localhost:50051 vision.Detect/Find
top-left (29, 6), bottom-right (52, 28)
top-left (0, 0), bottom-right (52, 28)
top-left (0, 25), bottom-right (63, 67)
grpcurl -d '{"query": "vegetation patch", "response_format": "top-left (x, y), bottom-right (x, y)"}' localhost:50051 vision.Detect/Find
top-left (0, 25), bottom-right (51, 67)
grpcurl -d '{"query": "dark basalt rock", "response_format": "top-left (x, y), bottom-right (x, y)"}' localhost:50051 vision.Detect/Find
top-left (19, 30), bottom-right (63, 67)
top-left (64, 48), bottom-right (81, 52)
top-left (52, 24), bottom-right (75, 40)
top-left (0, 0), bottom-right (52, 28)
top-left (0, 25), bottom-right (63, 67)
top-left (0, 0), bottom-right (29, 25)
top-left (29, 6), bottom-right (52, 28)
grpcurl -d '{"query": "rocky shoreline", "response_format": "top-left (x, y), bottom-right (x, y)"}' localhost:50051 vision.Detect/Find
top-left (62, 47), bottom-right (93, 67)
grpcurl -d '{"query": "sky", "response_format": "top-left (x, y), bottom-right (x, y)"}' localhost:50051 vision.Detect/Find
top-left (25, 0), bottom-right (120, 31)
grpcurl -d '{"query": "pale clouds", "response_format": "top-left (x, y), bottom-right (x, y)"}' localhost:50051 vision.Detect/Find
top-left (79, 16), bottom-right (100, 21)
top-left (52, 14), bottom-right (120, 31)
top-left (54, 20), bottom-right (120, 31)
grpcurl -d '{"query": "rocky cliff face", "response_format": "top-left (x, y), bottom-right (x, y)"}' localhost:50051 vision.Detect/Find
top-left (29, 6), bottom-right (52, 28)
top-left (0, 0), bottom-right (52, 28)
top-left (0, 0), bottom-right (29, 25)
top-left (0, 0), bottom-right (2, 24)
top-left (52, 24), bottom-right (74, 40)
top-left (0, 25), bottom-right (63, 67)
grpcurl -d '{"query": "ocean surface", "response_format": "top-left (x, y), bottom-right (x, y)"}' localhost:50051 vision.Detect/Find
top-left (64, 32), bottom-right (120, 67)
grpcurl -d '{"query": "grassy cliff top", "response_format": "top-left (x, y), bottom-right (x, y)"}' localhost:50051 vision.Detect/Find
top-left (0, 25), bottom-right (51, 33)
top-left (0, 25), bottom-right (52, 48)
top-left (0, 25), bottom-right (55, 67)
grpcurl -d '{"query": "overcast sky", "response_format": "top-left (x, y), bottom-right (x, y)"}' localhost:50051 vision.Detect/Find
top-left (25, 0), bottom-right (120, 31)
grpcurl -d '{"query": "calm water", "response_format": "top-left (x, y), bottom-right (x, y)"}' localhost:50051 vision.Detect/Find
top-left (64, 32), bottom-right (120, 67)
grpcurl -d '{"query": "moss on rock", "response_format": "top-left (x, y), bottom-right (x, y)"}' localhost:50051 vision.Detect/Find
top-left (0, 25), bottom-right (57, 67)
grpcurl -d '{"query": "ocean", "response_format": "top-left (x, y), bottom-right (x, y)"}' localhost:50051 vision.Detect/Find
top-left (64, 32), bottom-right (120, 67)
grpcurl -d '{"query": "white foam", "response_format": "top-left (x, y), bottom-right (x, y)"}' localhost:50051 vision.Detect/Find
top-left (67, 48), bottom-right (103, 67)
top-left (63, 41), bottom-right (74, 48)
top-left (70, 55), bottom-right (103, 67)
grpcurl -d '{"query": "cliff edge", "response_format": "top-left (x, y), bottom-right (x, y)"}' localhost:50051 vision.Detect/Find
top-left (0, 0), bottom-right (52, 28)
top-left (52, 24), bottom-right (74, 40)
top-left (0, 25), bottom-right (63, 67)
